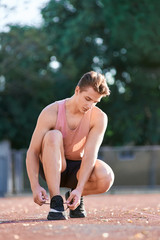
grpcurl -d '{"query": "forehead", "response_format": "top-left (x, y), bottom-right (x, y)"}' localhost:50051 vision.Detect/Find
top-left (81, 87), bottom-right (103, 101)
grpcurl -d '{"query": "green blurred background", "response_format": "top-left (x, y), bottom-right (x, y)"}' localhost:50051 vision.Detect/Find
top-left (0, 0), bottom-right (160, 149)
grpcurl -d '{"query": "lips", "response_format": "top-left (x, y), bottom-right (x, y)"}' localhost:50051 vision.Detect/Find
top-left (83, 107), bottom-right (89, 112)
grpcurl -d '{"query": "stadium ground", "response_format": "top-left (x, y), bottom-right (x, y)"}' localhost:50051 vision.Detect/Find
top-left (0, 192), bottom-right (160, 240)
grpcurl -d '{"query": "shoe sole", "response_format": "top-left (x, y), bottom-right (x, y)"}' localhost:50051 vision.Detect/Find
top-left (47, 212), bottom-right (68, 220)
top-left (47, 216), bottom-right (67, 220)
top-left (70, 214), bottom-right (86, 218)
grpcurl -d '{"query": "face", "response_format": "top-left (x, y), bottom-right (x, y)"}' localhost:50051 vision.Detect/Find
top-left (75, 86), bottom-right (103, 113)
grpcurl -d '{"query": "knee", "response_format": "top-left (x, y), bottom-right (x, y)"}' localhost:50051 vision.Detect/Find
top-left (98, 166), bottom-right (115, 193)
top-left (42, 130), bottom-right (63, 147)
top-left (103, 168), bottom-right (114, 192)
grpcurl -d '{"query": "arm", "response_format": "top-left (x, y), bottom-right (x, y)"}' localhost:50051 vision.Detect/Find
top-left (67, 108), bottom-right (108, 209)
top-left (26, 104), bottom-right (57, 205)
top-left (77, 110), bottom-right (107, 192)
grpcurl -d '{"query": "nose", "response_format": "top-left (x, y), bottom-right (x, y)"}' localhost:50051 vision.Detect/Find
top-left (87, 102), bottom-right (94, 109)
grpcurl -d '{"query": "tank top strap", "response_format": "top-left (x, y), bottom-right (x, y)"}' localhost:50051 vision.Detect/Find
top-left (57, 99), bottom-right (65, 119)
top-left (55, 99), bottom-right (66, 135)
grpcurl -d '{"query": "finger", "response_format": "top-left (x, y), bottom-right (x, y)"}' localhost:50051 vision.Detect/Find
top-left (68, 197), bottom-right (79, 209)
top-left (34, 198), bottom-right (43, 206)
top-left (69, 202), bottom-right (79, 210)
top-left (40, 198), bottom-right (47, 204)
top-left (39, 191), bottom-right (46, 201)
top-left (67, 194), bottom-right (74, 204)
top-left (68, 200), bottom-right (78, 208)
top-left (45, 194), bottom-right (49, 200)
top-left (41, 189), bottom-right (48, 200)
top-left (39, 197), bottom-right (47, 205)
top-left (41, 194), bottom-right (49, 201)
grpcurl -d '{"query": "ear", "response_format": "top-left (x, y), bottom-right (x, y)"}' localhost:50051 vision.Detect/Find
top-left (75, 86), bottom-right (80, 95)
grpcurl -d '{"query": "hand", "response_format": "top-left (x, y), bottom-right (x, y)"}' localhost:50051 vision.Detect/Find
top-left (66, 188), bottom-right (82, 210)
top-left (32, 185), bottom-right (49, 206)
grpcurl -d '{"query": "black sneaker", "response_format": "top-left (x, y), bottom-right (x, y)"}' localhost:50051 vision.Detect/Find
top-left (65, 191), bottom-right (87, 218)
top-left (47, 195), bottom-right (67, 220)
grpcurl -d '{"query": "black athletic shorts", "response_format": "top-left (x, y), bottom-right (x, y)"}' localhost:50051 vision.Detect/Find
top-left (39, 159), bottom-right (81, 190)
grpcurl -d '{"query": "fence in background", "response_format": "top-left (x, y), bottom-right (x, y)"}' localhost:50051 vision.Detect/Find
top-left (0, 141), bottom-right (27, 196)
top-left (0, 140), bottom-right (160, 196)
top-left (0, 141), bottom-right (13, 196)
top-left (12, 149), bottom-right (27, 194)
top-left (100, 145), bottom-right (160, 187)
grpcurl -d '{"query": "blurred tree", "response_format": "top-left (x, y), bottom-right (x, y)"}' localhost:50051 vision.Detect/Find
top-left (41, 0), bottom-right (160, 145)
top-left (0, 0), bottom-right (160, 148)
top-left (102, 0), bottom-right (160, 145)
top-left (0, 26), bottom-right (55, 148)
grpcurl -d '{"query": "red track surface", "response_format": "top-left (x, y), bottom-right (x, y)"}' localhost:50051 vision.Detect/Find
top-left (0, 193), bottom-right (160, 240)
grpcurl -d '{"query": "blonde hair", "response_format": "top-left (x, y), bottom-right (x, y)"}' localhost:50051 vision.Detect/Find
top-left (77, 71), bottom-right (110, 96)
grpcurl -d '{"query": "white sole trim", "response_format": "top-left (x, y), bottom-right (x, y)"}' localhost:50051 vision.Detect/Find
top-left (49, 208), bottom-right (64, 213)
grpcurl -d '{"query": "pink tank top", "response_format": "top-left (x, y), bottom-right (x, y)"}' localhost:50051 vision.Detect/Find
top-left (55, 99), bottom-right (92, 160)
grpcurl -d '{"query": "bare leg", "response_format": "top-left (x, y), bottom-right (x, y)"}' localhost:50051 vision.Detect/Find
top-left (77, 160), bottom-right (114, 196)
top-left (41, 130), bottom-right (66, 198)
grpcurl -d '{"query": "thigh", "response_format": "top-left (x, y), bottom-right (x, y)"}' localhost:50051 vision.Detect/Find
top-left (77, 159), bottom-right (114, 182)
top-left (91, 159), bottom-right (114, 180)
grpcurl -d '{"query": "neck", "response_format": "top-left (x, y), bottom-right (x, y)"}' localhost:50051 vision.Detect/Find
top-left (66, 95), bottom-right (82, 115)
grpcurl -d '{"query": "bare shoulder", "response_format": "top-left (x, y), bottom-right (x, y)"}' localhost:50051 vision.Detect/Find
top-left (91, 106), bottom-right (108, 129)
top-left (41, 101), bottom-right (58, 116)
top-left (38, 101), bottom-right (58, 128)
